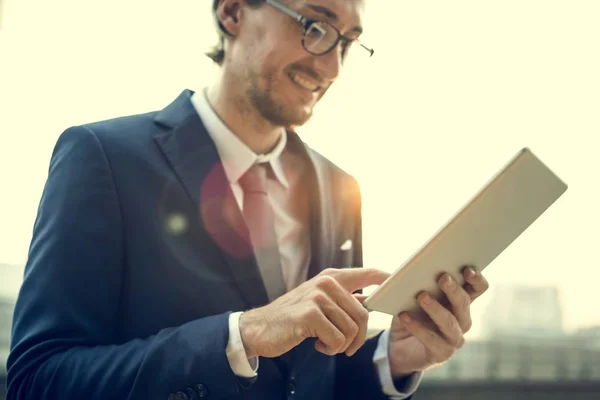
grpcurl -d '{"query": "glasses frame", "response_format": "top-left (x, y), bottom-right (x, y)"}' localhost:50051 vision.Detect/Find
top-left (265, 0), bottom-right (374, 58)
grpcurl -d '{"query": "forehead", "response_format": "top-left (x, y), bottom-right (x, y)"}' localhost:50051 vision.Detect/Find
top-left (292, 0), bottom-right (366, 24)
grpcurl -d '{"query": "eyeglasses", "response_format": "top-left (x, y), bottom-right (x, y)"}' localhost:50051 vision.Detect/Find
top-left (265, 0), bottom-right (374, 61)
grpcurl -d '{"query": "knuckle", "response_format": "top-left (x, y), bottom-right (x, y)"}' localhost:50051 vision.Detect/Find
top-left (295, 324), bottom-right (310, 339)
top-left (462, 318), bottom-right (473, 333)
top-left (321, 268), bottom-right (337, 277)
top-left (305, 305), bottom-right (323, 321)
top-left (333, 331), bottom-right (346, 350)
top-left (481, 278), bottom-right (490, 291)
top-left (445, 317), bottom-right (459, 334)
top-left (428, 330), bottom-right (439, 345)
top-left (316, 275), bottom-right (337, 290)
top-left (357, 308), bottom-right (369, 325)
top-left (311, 292), bottom-right (329, 306)
top-left (348, 321), bottom-right (359, 338)
top-left (460, 293), bottom-right (471, 310)
top-left (448, 334), bottom-right (464, 349)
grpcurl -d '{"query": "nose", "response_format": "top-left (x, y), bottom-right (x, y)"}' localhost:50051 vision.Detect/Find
top-left (313, 45), bottom-right (343, 82)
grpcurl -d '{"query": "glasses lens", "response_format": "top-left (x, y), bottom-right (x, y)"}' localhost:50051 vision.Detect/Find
top-left (303, 22), bottom-right (339, 55)
top-left (303, 21), bottom-right (373, 64)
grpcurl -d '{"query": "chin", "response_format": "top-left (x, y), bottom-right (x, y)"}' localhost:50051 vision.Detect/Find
top-left (281, 96), bottom-right (318, 124)
top-left (262, 99), bottom-right (314, 127)
top-left (247, 83), bottom-right (316, 127)
top-left (281, 105), bottom-right (314, 127)
top-left (268, 110), bottom-right (312, 128)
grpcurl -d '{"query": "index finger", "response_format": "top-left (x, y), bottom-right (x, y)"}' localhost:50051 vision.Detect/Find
top-left (330, 267), bottom-right (390, 293)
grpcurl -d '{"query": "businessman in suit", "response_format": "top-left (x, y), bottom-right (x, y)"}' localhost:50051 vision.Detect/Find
top-left (7, 0), bottom-right (489, 399)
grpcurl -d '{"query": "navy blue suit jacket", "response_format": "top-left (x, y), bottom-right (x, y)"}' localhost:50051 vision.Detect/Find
top-left (7, 90), bottom-right (408, 400)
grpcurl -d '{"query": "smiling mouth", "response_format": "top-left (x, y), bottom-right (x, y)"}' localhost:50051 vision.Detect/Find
top-left (288, 71), bottom-right (321, 92)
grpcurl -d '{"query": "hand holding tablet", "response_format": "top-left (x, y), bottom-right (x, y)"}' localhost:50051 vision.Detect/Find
top-left (363, 147), bottom-right (568, 321)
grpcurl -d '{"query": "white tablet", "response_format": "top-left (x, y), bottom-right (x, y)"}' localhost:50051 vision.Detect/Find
top-left (363, 147), bottom-right (568, 319)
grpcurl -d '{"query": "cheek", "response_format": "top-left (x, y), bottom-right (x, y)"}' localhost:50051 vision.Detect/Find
top-left (257, 50), bottom-right (296, 83)
top-left (243, 24), bottom-right (308, 83)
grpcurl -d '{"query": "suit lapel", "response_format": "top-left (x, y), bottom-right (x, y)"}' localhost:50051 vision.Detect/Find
top-left (153, 90), bottom-right (270, 309)
top-left (285, 131), bottom-right (334, 279)
top-left (150, 91), bottom-right (335, 308)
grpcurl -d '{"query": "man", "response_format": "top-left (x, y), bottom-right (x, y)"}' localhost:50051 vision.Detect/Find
top-left (7, 0), bottom-right (489, 399)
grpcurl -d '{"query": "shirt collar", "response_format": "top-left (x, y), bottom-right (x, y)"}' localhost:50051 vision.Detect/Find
top-left (190, 89), bottom-right (289, 188)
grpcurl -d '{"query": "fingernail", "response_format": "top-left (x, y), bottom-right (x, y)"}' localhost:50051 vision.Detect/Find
top-left (468, 267), bottom-right (477, 278)
top-left (444, 275), bottom-right (454, 288)
top-left (420, 292), bottom-right (432, 305)
top-left (400, 313), bottom-right (411, 324)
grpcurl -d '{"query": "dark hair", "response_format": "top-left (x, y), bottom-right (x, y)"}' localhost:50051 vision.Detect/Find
top-left (206, 0), bottom-right (266, 65)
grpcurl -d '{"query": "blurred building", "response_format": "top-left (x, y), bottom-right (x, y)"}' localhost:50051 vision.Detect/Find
top-left (423, 284), bottom-right (600, 383)
top-left (1, 296), bottom-right (14, 400)
top-left (416, 381), bottom-right (600, 400)
top-left (573, 326), bottom-right (600, 349)
top-left (424, 336), bottom-right (600, 382)
top-left (482, 284), bottom-right (565, 339)
top-left (0, 296), bottom-right (14, 378)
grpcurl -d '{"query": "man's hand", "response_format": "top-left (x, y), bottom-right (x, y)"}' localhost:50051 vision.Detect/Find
top-left (239, 268), bottom-right (390, 359)
top-left (388, 266), bottom-right (489, 377)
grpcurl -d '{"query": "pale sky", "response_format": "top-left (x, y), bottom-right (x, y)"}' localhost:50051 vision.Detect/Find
top-left (1, 0), bottom-right (599, 338)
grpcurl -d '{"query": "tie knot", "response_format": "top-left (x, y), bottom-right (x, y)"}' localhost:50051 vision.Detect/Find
top-left (239, 163), bottom-right (269, 194)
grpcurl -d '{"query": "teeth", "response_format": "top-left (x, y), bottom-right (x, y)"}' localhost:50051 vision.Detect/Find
top-left (290, 72), bottom-right (319, 92)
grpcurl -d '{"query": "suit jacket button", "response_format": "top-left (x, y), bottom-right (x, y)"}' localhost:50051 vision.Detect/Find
top-left (196, 383), bottom-right (209, 398)
top-left (185, 387), bottom-right (198, 399)
top-left (287, 378), bottom-right (296, 395)
top-left (168, 391), bottom-right (189, 400)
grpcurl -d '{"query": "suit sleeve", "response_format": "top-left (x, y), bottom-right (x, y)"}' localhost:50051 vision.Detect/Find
top-left (6, 126), bottom-right (241, 400)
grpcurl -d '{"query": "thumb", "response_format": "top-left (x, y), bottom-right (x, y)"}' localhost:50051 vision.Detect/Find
top-left (352, 293), bottom-right (369, 304)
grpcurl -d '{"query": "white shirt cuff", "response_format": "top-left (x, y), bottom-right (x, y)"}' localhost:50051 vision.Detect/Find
top-left (373, 329), bottom-right (424, 399)
top-left (226, 311), bottom-right (259, 378)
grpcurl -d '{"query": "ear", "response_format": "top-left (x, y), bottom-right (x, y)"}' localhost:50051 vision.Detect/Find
top-left (216, 0), bottom-right (244, 37)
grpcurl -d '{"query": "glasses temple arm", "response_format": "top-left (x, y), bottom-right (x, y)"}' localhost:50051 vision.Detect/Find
top-left (265, 0), bottom-right (307, 25)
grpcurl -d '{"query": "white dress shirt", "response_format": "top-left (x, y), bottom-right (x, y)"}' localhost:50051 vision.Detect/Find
top-left (190, 89), bottom-right (423, 398)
